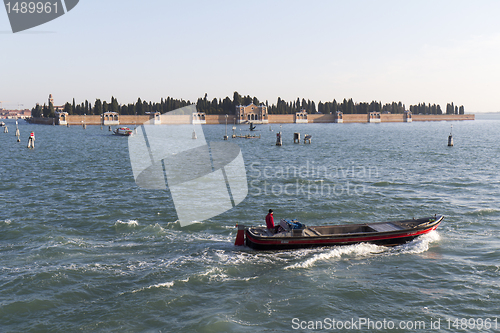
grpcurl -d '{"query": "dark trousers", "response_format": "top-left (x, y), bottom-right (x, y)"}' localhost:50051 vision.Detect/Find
top-left (268, 226), bottom-right (280, 234)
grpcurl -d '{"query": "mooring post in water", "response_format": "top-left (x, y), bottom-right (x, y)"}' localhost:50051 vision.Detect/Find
top-left (294, 132), bottom-right (300, 144)
top-left (448, 125), bottom-right (453, 147)
top-left (223, 114), bottom-right (228, 140)
top-left (27, 131), bottom-right (35, 149)
top-left (15, 120), bottom-right (20, 141)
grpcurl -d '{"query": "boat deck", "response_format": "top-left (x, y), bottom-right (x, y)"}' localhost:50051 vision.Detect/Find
top-left (368, 223), bottom-right (404, 232)
top-left (249, 218), bottom-right (432, 238)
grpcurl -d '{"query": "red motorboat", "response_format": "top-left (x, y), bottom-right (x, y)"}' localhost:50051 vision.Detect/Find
top-left (114, 127), bottom-right (133, 136)
top-left (235, 215), bottom-right (443, 251)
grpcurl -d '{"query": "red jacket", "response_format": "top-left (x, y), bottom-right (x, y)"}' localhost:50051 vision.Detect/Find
top-left (265, 213), bottom-right (274, 229)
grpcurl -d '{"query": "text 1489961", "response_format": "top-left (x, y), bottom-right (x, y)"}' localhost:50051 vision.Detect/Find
top-left (5, 2), bottom-right (58, 14)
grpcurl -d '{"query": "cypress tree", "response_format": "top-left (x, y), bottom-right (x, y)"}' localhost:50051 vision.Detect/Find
top-left (135, 98), bottom-right (143, 115)
top-left (94, 99), bottom-right (102, 115)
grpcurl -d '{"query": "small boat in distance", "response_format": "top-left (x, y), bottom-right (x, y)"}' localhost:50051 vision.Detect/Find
top-left (0, 121), bottom-right (5, 127)
top-left (113, 127), bottom-right (133, 136)
top-left (235, 215), bottom-right (443, 250)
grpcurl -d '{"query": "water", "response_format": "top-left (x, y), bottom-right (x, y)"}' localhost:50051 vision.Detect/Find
top-left (1, 116), bottom-right (500, 332)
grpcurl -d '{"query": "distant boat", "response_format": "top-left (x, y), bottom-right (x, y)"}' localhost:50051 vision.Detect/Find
top-left (0, 121), bottom-right (5, 127)
top-left (236, 215), bottom-right (443, 250)
top-left (113, 127), bottom-right (133, 136)
top-left (234, 134), bottom-right (261, 139)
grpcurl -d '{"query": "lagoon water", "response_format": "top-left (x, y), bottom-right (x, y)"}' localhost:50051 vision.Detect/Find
top-left (1, 115), bottom-right (500, 332)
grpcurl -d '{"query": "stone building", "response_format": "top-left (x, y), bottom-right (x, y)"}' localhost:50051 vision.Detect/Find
top-left (368, 111), bottom-right (381, 123)
top-left (235, 103), bottom-right (268, 124)
top-left (103, 112), bottom-right (120, 125)
top-left (48, 94), bottom-right (64, 111)
top-left (295, 109), bottom-right (308, 123)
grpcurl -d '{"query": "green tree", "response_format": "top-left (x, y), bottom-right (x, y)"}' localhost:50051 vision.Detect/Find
top-left (44, 102), bottom-right (55, 118)
top-left (233, 91), bottom-right (242, 108)
top-left (63, 102), bottom-right (72, 114)
top-left (110, 96), bottom-right (119, 113)
top-left (94, 99), bottom-right (102, 115)
top-left (31, 104), bottom-right (42, 117)
top-left (324, 102), bottom-right (331, 114)
top-left (135, 98), bottom-right (143, 115)
top-left (347, 99), bottom-right (355, 114)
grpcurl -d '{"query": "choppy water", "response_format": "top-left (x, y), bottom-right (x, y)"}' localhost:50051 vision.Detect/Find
top-left (1, 115), bottom-right (500, 332)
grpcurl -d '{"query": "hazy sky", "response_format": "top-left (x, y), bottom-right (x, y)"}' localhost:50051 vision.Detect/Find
top-left (2, 0), bottom-right (500, 112)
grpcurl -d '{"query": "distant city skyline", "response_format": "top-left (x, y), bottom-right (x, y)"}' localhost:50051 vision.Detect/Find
top-left (2, 0), bottom-right (500, 113)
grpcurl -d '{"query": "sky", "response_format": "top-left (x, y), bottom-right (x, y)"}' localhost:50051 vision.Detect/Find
top-left (1, 0), bottom-right (500, 112)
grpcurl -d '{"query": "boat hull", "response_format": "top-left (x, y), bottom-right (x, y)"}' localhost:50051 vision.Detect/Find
top-left (114, 127), bottom-right (133, 136)
top-left (243, 215), bottom-right (443, 251)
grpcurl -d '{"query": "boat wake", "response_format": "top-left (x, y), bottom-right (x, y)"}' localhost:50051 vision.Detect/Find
top-left (391, 229), bottom-right (441, 255)
top-left (285, 243), bottom-right (383, 270)
top-left (285, 230), bottom-right (441, 269)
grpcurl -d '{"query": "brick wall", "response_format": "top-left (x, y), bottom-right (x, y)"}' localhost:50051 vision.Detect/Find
top-left (31, 113), bottom-right (476, 126)
top-left (308, 114), bottom-right (336, 123)
top-left (206, 115), bottom-right (237, 125)
top-left (343, 114), bottom-right (369, 123)
top-left (268, 114), bottom-right (295, 123)
top-left (413, 114), bottom-right (475, 121)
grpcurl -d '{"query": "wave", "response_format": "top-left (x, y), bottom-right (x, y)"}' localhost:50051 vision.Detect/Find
top-left (372, 181), bottom-right (408, 187)
top-left (285, 243), bottom-right (384, 269)
top-left (284, 230), bottom-right (441, 269)
top-left (391, 230), bottom-right (441, 255)
top-left (143, 223), bottom-right (165, 232)
top-left (114, 219), bottom-right (139, 227)
top-left (465, 208), bottom-right (500, 216)
top-left (132, 281), bottom-right (175, 293)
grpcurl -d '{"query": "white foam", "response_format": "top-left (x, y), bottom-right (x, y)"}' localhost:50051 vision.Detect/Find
top-left (395, 230), bottom-right (441, 254)
top-left (149, 281), bottom-right (174, 289)
top-left (132, 281), bottom-right (175, 293)
top-left (3, 219), bottom-right (11, 225)
top-left (148, 223), bottom-right (165, 232)
top-left (114, 219), bottom-right (139, 227)
top-left (285, 243), bottom-right (384, 269)
top-left (285, 231), bottom-right (441, 269)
